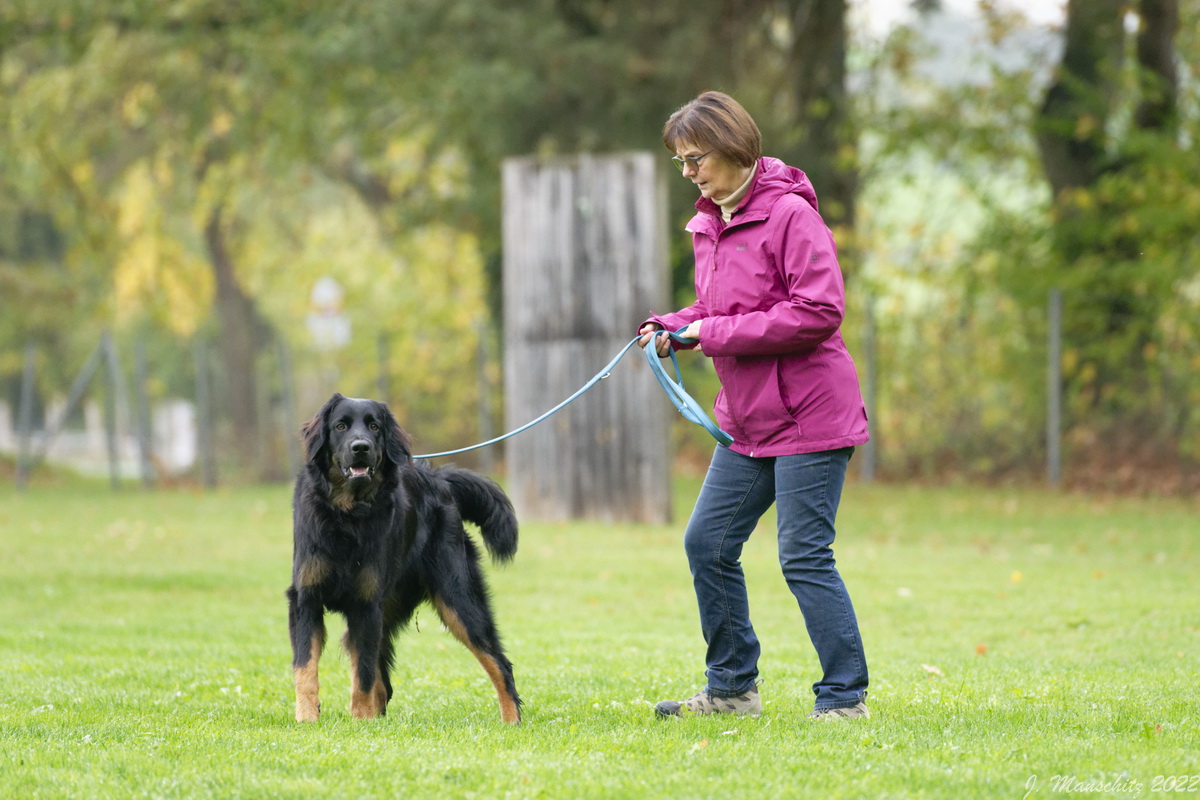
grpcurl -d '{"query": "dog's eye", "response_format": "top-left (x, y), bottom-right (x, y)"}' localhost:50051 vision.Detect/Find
top-left (369, 423), bottom-right (379, 431)
top-left (335, 423), bottom-right (347, 431)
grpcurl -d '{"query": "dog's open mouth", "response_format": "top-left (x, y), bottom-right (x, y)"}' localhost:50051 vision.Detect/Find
top-left (343, 465), bottom-right (374, 481)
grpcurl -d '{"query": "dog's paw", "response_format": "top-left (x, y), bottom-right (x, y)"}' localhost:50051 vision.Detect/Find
top-left (350, 696), bottom-right (382, 719)
top-left (295, 699), bottom-right (320, 722)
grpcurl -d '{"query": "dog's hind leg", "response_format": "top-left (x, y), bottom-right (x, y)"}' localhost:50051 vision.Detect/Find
top-left (433, 595), bottom-right (522, 724)
top-left (376, 635), bottom-right (395, 710)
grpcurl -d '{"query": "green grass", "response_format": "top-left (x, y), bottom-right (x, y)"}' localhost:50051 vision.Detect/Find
top-left (1, 476), bottom-right (1197, 799)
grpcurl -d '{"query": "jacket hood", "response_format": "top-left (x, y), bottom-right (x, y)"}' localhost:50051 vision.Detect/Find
top-left (694, 156), bottom-right (819, 221)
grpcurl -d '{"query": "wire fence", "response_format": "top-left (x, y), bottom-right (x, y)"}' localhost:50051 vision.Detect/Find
top-left (5, 285), bottom-right (1194, 493)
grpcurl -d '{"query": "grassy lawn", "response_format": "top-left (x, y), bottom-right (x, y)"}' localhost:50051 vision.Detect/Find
top-left (1, 475), bottom-right (1197, 799)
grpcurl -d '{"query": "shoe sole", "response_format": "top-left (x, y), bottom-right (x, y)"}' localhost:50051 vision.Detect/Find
top-left (654, 700), bottom-right (762, 719)
top-left (809, 706), bottom-right (869, 721)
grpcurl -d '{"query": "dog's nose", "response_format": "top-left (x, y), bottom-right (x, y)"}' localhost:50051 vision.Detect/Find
top-left (351, 439), bottom-right (371, 454)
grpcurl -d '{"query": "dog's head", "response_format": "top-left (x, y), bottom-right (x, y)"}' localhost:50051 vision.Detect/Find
top-left (301, 393), bottom-right (411, 503)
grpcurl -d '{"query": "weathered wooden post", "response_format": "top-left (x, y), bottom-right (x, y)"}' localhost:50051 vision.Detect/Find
top-left (502, 152), bottom-right (671, 522)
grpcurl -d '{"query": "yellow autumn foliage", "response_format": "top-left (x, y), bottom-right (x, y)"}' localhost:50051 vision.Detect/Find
top-left (114, 160), bottom-right (213, 336)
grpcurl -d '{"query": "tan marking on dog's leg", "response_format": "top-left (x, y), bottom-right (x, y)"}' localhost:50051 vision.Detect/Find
top-left (348, 644), bottom-right (383, 719)
top-left (372, 672), bottom-right (389, 715)
top-left (294, 633), bottom-right (322, 722)
top-left (435, 599), bottom-right (521, 724)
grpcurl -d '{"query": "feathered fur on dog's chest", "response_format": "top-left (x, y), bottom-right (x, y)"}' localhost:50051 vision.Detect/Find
top-left (293, 495), bottom-right (407, 609)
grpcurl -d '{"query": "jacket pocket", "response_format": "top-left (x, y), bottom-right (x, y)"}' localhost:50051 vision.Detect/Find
top-left (729, 356), bottom-right (796, 445)
top-left (778, 352), bottom-right (831, 438)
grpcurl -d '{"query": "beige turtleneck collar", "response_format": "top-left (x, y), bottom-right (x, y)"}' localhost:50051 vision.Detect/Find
top-left (715, 162), bottom-right (757, 224)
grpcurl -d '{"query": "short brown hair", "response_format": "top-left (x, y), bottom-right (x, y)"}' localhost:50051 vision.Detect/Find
top-left (662, 91), bottom-right (762, 168)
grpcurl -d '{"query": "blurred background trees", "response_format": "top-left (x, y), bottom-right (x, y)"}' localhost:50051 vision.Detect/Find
top-left (1, 0), bottom-right (1196, 490)
top-left (851, 0), bottom-right (1197, 489)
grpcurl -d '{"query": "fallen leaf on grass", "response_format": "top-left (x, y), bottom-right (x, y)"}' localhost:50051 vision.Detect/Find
top-left (690, 739), bottom-right (709, 753)
top-left (975, 643), bottom-right (989, 656)
top-left (922, 663), bottom-right (945, 677)
top-left (1140, 722), bottom-right (1164, 739)
top-left (721, 729), bottom-right (740, 736)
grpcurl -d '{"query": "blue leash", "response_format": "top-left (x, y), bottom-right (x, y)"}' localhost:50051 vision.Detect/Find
top-left (414, 328), bottom-right (732, 459)
top-left (642, 330), bottom-right (735, 448)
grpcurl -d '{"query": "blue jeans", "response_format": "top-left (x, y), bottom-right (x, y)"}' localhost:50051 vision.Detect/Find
top-left (683, 445), bottom-right (868, 710)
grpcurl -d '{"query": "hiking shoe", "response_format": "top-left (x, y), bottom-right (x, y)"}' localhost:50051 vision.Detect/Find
top-left (807, 701), bottom-right (870, 721)
top-left (655, 687), bottom-right (762, 719)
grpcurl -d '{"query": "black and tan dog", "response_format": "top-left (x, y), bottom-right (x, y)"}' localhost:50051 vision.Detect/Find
top-left (287, 393), bottom-right (521, 724)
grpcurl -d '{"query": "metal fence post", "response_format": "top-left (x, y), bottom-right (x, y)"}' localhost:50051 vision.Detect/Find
top-left (1047, 288), bottom-right (1063, 487)
top-left (194, 336), bottom-right (218, 489)
top-left (134, 337), bottom-right (157, 488)
top-left (101, 332), bottom-right (121, 490)
top-left (278, 339), bottom-right (300, 478)
top-left (15, 342), bottom-right (36, 489)
top-left (860, 292), bottom-right (877, 483)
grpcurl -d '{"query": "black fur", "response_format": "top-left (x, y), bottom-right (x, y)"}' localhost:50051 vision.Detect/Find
top-left (287, 393), bottom-right (521, 723)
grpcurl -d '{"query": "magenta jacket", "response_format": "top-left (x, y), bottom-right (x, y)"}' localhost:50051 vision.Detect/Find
top-left (643, 156), bottom-right (869, 458)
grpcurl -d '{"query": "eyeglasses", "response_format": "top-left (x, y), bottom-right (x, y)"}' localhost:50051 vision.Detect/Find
top-left (671, 150), bottom-right (714, 172)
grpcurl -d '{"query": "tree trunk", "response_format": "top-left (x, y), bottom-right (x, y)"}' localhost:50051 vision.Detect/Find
top-left (203, 203), bottom-right (270, 477)
top-left (1134, 0), bottom-right (1179, 132)
top-left (1034, 0), bottom-right (1180, 431)
top-left (786, 0), bottom-right (856, 235)
top-left (1035, 0), bottom-right (1125, 199)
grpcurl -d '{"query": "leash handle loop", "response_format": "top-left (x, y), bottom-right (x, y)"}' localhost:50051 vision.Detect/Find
top-left (643, 328), bottom-right (734, 447)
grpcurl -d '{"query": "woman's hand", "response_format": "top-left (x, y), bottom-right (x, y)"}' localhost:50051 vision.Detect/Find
top-left (637, 324), bottom-right (672, 357)
top-left (679, 320), bottom-right (703, 349)
top-left (639, 321), bottom-right (703, 356)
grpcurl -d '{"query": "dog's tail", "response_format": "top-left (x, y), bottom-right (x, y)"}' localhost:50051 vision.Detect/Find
top-left (442, 469), bottom-right (518, 563)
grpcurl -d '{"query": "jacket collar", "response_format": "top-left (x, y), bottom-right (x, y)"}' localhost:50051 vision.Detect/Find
top-left (686, 157), bottom-right (816, 237)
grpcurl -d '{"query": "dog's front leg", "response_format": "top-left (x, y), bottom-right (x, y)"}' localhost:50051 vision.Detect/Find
top-left (345, 604), bottom-right (386, 719)
top-left (288, 585), bottom-right (326, 722)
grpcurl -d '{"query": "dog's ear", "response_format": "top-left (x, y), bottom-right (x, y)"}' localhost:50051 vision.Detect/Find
top-left (378, 402), bottom-right (412, 467)
top-left (301, 393), bottom-right (344, 466)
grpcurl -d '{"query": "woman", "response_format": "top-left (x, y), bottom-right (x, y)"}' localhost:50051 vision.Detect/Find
top-left (639, 91), bottom-right (870, 721)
